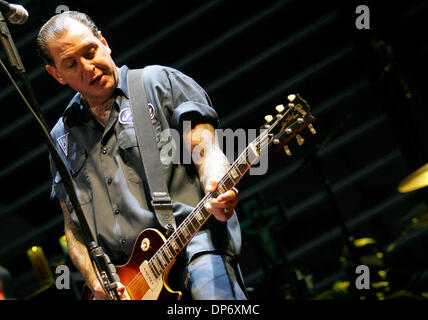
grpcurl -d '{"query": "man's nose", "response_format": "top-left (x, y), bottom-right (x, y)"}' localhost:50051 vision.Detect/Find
top-left (80, 58), bottom-right (95, 74)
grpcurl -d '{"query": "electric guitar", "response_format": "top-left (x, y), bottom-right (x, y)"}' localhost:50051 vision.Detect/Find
top-left (82, 94), bottom-right (316, 300)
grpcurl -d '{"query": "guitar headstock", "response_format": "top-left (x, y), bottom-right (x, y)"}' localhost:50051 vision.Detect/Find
top-left (262, 94), bottom-right (316, 156)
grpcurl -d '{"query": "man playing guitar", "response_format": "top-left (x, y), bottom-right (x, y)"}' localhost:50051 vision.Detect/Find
top-left (37, 11), bottom-right (246, 300)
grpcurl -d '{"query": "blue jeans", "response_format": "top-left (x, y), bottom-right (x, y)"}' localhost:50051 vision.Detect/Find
top-left (179, 253), bottom-right (248, 300)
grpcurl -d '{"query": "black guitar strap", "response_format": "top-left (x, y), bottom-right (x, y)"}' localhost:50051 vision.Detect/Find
top-left (127, 68), bottom-right (176, 233)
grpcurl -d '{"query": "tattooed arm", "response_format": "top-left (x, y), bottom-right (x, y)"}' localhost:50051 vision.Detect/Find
top-left (59, 200), bottom-right (125, 299)
top-left (184, 123), bottom-right (238, 222)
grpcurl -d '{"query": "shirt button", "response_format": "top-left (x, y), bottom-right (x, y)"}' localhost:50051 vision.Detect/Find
top-left (102, 147), bottom-right (107, 154)
top-left (107, 177), bottom-right (113, 184)
top-left (121, 239), bottom-right (127, 245)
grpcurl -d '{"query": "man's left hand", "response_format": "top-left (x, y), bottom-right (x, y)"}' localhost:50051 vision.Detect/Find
top-left (204, 179), bottom-right (238, 222)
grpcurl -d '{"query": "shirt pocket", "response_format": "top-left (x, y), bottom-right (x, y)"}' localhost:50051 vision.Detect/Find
top-left (117, 126), bottom-right (144, 183)
top-left (53, 149), bottom-right (92, 208)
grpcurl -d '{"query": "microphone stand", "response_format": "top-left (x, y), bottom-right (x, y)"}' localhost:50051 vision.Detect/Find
top-left (0, 11), bottom-right (120, 300)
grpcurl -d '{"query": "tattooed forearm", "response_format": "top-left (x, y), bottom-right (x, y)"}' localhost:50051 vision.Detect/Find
top-left (60, 200), bottom-right (99, 290)
top-left (185, 123), bottom-right (229, 191)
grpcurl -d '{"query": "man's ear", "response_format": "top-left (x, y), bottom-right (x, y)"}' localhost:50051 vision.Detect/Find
top-left (45, 65), bottom-right (66, 85)
top-left (98, 31), bottom-right (112, 54)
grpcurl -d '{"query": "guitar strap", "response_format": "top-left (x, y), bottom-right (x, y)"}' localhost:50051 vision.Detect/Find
top-left (127, 68), bottom-right (176, 233)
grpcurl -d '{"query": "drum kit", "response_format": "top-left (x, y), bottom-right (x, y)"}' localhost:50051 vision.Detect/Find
top-left (383, 163), bottom-right (428, 298)
top-left (362, 163), bottom-right (428, 299)
top-left (318, 163), bottom-right (428, 300)
top-left (398, 163), bottom-right (428, 193)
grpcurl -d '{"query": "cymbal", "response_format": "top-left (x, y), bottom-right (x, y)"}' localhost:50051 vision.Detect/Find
top-left (398, 163), bottom-right (428, 193)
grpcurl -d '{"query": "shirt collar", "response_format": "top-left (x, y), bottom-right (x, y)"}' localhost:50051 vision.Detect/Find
top-left (114, 65), bottom-right (130, 98)
top-left (62, 65), bottom-right (129, 123)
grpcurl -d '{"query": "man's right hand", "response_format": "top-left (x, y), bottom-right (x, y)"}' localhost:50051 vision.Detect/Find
top-left (91, 281), bottom-right (128, 300)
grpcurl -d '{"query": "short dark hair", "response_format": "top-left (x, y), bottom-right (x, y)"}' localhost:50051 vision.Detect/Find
top-left (36, 11), bottom-right (99, 66)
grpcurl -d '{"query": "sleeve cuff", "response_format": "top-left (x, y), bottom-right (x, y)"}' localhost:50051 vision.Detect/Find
top-left (172, 101), bottom-right (219, 132)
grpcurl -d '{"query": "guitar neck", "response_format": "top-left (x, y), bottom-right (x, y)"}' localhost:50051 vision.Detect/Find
top-left (146, 94), bottom-right (315, 278)
top-left (147, 135), bottom-right (267, 277)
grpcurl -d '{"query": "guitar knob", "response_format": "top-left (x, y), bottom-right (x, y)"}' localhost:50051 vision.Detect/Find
top-left (141, 238), bottom-right (150, 251)
top-left (308, 123), bottom-right (316, 135)
top-left (275, 104), bottom-right (285, 113)
top-left (265, 115), bottom-right (274, 123)
top-left (296, 134), bottom-right (304, 146)
top-left (283, 145), bottom-right (292, 156)
top-left (287, 94), bottom-right (296, 102)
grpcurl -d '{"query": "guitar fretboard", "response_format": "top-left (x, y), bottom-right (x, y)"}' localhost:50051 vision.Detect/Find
top-left (147, 135), bottom-right (268, 278)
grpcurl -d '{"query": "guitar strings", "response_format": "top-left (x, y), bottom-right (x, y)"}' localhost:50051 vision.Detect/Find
top-left (123, 133), bottom-right (271, 293)
top-left (125, 111), bottom-right (298, 295)
top-left (153, 108), bottom-right (300, 262)
top-left (146, 128), bottom-right (272, 268)
top-left (147, 126), bottom-right (274, 262)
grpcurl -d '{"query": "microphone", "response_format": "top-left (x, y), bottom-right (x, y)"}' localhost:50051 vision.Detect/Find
top-left (0, 0), bottom-right (28, 24)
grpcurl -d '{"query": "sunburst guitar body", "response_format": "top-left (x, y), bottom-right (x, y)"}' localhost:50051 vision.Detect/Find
top-left (82, 228), bottom-right (182, 300)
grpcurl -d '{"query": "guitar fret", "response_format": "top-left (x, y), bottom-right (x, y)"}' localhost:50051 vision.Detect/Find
top-left (158, 255), bottom-right (166, 269)
top-left (148, 261), bottom-right (159, 278)
top-left (217, 181), bottom-right (226, 195)
top-left (195, 210), bottom-right (204, 222)
top-left (190, 216), bottom-right (200, 230)
top-left (178, 231), bottom-right (187, 245)
top-left (245, 148), bottom-right (255, 165)
top-left (228, 168), bottom-right (239, 186)
top-left (152, 259), bottom-right (162, 276)
top-left (186, 220), bottom-right (196, 234)
top-left (248, 142), bottom-right (260, 158)
top-left (164, 245), bottom-right (174, 260)
top-left (161, 250), bottom-right (170, 265)
top-left (223, 178), bottom-right (234, 190)
top-left (158, 253), bottom-right (167, 267)
top-left (170, 238), bottom-right (180, 252)
top-left (238, 163), bottom-right (249, 175)
top-left (230, 167), bottom-right (239, 179)
top-left (226, 173), bottom-right (236, 186)
top-left (175, 234), bottom-right (184, 247)
top-left (182, 226), bottom-right (190, 238)
top-left (154, 256), bottom-right (163, 271)
top-left (234, 164), bottom-right (242, 176)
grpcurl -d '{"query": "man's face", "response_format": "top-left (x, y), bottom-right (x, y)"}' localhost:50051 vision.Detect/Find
top-left (45, 20), bottom-right (118, 105)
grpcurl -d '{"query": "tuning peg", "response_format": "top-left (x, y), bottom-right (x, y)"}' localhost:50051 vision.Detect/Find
top-left (296, 134), bottom-right (304, 146)
top-left (275, 104), bottom-right (285, 113)
top-left (287, 94), bottom-right (296, 102)
top-left (308, 123), bottom-right (316, 135)
top-left (264, 115), bottom-right (274, 123)
top-left (283, 145), bottom-right (292, 156)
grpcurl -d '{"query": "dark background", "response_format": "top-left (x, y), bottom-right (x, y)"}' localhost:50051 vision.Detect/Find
top-left (1, 0), bottom-right (428, 300)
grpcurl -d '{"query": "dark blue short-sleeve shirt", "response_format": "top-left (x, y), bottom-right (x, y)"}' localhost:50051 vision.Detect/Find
top-left (49, 65), bottom-right (241, 265)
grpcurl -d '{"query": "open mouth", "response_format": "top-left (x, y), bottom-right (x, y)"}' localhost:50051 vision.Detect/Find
top-left (90, 74), bottom-right (103, 86)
